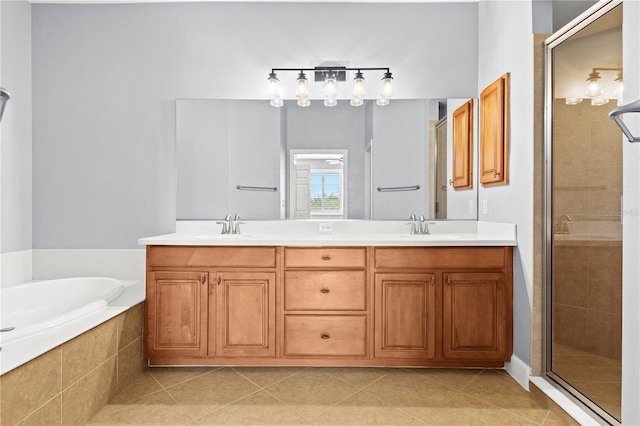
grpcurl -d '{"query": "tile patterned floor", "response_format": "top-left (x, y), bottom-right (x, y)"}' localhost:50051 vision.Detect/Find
top-left (552, 343), bottom-right (621, 422)
top-left (87, 367), bottom-right (575, 425)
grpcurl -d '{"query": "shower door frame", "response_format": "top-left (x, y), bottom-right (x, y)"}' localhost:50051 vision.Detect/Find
top-left (543, 1), bottom-right (623, 424)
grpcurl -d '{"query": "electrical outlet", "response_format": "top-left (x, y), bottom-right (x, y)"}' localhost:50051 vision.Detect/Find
top-left (482, 199), bottom-right (489, 215)
top-left (319, 223), bottom-right (333, 234)
top-left (468, 200), bottom-right (474, 215)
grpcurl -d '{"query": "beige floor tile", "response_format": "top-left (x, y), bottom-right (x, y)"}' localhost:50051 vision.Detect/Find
top-left (462, 370), bottom-right (548, 424)
top-left (406, 368), bottom-right (482, 391)
top-left (313, 367), bottom-right (390, 390)
top-left (149, 367), bottom-right (221, 388)
top-left (309, 391), bottom-right (422, 425)
top-left (166, 368), bottom-right (260, 419)
top-left (264, 369), bottom-right (359, 420)
top-left (110, 373), bottom-right (164, 404)
top-left (86, 390), bottom-right (191, 425)
top-left (233, 367), bottom-right (305, 388)
top-left (403, 392), bottom-right (536, 425)
top-left (362, 369), bottom-right (458, 411)
top-left (191, 390), bottom-right (308, 425)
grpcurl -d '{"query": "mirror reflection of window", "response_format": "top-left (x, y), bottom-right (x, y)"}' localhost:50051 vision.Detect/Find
top-left (310, 169), bottom-right (344, 216)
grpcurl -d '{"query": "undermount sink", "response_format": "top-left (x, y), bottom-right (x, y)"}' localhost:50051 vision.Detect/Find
top-left (397, 234), bottom-right (463, 240)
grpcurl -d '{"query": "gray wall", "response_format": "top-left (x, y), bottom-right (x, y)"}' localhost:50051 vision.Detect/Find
top-left (31, 2), bottom-right (478, 248)
top-left (477, 0), bottom-right (534, 365)
top-left (1, 0), bottom-right (32, 253)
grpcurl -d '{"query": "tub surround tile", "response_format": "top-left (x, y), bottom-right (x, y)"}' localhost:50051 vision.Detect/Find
top-left (0, 346), bottom-right (61, 426)
top-left (16, 395), bottom-right (61, 426)
top-left (192, 390), bottom-right (307, 425)
top-left (552, 305), bottom-right (589, 352)
top-left (117, 337), bottom-right (146, 389)
top-left (587, 311), bottom-right (622, 359)
top-left (61, 355), bottom-right (118, 425)
top-left (118, 303), bottom-right (143, 350)
top-left (62, 318), bottom-right (118, 389)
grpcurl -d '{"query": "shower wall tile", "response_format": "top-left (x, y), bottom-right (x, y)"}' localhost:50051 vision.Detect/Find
top-left (588, 244), bottom-right (622, 266)
top-left (588, 311), bottom-right (622, 359)
top-left (552, 304), bottom-right (589, 352)
top-left (588, 263), bottom-right (622, 314)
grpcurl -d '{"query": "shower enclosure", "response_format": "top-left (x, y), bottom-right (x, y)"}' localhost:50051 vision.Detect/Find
top-left (545, 1), bottom-right (623, 423)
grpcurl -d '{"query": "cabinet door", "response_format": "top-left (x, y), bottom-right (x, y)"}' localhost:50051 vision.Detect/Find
top-left (374, 273), bottom-right (436, 359)
top-left (216, 271), bottom-right (276, 357)
top-left (443, 272), bottom-right (509, 360)
top-left (146, 271), bottom-right (208, 358)
top-left (452, 99), bottom-right (474, 190)
top-left (479, 73), bottom-right (509, 186)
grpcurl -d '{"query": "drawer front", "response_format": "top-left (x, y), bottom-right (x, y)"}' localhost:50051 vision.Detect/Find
top-left (284, 315), bottom-right (367, 357)
top-left (148, 246), bottom-right (277, 268)
top-left (284, 270), bottom-right (366, 311)
top-left (374, 247), bottom-right (507, 269)
top-left (284, 247), bottom-right (366, 268)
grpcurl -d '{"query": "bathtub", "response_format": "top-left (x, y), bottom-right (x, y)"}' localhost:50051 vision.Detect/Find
top-left (0, 277), bottom-right (145, 375)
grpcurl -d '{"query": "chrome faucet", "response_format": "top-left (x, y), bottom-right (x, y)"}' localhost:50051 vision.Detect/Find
top-left (407, 214), bottom-right (419, 234)
top-left (232, 214), bottom-right (246, 234)
top-left (217, 214), bottom-right (232, 234)
top-left (556, 214), bottom-right (573, 234)
top-left (419, 215), bottom-right (436, 235)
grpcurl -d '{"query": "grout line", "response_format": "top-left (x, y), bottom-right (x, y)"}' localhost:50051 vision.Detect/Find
top-left (231, 366), bottom-right (307, 390)
top-left (151, 366), bottom-right (222, 391)
top-left (458, 390), bottom-right (542, 425)
top-left (61, 353), bottom-right (118, 393)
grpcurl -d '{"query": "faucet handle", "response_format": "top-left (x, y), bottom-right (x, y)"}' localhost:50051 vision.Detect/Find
top-left (421, 221), bottom-right (436, 235)
top-left (233, 221), bottom-right (246, 234)
top-left (216, 221), bottom-right (229, 234)
top-left (405, 221), bottom-right (418, 235)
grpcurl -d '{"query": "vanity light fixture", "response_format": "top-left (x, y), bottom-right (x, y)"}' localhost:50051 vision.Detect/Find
top-left (266, 66), bottom-right (393, 107)
top-left (581, 67), bottom-right (623, 107)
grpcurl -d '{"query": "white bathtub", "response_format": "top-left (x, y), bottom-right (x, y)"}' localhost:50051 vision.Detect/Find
top-left (0, 277), bottom-right (145, 375)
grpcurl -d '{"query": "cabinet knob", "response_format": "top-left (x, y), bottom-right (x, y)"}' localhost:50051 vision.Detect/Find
top-left (200, 274), bottom-right (206, 285)
top-left (449, 179), bottom-right (453, 186)
top-left (446, 275), bottom-right (452, 285)
top-left (216, 275), bottom-right (222, 286)
top-left (320, 334), bottom-right (330, 340)
top-left (321, 255), bottom-right (331, 261)
top-left (430, 276), bottom-right (435, 285)
top-left (320, 288), bottom-right (330, 294)
top-left (493, 169), bottom-right (500, 178)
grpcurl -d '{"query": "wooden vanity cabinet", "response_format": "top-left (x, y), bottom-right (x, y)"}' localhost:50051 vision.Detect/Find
top-left (480, 73), bottom-right (510, 187)
top-left (145, 244), bottom-right (513, 367)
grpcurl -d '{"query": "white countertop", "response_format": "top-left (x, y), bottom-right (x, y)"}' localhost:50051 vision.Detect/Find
top-left (138, 220), bottom-right (517, 247)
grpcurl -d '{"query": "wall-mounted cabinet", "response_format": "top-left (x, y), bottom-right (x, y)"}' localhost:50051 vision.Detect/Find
top-left (451, 99), bottom-right (474, 190)
top-left (479, 73), bottom-right (509, 186)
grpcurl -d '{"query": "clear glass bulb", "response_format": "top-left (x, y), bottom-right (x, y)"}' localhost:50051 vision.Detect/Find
top-left (324, 76), bottom-right (338, 99)
top-left (324, 98), bottom-right (337, 107)
top-left (266, 73), bottom-right (280, 100)
top-left (350, 97), bottom-right (363, 107)
top-left (270, 97), bottom-right (284, 108)
top-left (591, 97), bottom-right (609, 106)
top-left (381, 78), bottom-right (394, 98)
top-left (585, 71), bottom-right (602, 97)
top-left (353, 76), bottom-right (366, 98)
top-left (565, 97), bottom-right (583, 105)
top-left (376, 96), bottom-right (390, 107)
top-left (296, 73), bottom-right (309, 100)
top-left (297, 97), bottom-right (311, 108)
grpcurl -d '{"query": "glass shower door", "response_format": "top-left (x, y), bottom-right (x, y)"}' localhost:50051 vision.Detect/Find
top-left (546, 2), bottom-right (623, 423)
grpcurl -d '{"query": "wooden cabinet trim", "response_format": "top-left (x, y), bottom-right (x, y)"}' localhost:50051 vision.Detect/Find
top-left (148, 245), bottom-right (277, 268)
top-left (374, 247), bottom-right (507, 269)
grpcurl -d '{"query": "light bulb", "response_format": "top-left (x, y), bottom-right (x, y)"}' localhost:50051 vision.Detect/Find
top-left (565, 97), bottom-right (583, 105)
top-left (266, 72), bottom-right (280, 100)
top-left (614, 72), bottom-right (624, 100)
top-left (324, 75), bottom-right (338, 99)
top-left (381, 71), bottom-right (394, 98)
top-left (584, 71), bottom-right (602, 97)
top-left (270, 97), bottom-right (284, 108)
top-left (350, 97), bottom-right (363, 107)
top-left (352, 71), bottom-right (366, 98)
top-left (297, 97), bottom-right (311, 108)
top-left (376, 96), bottom-right (390, 107)
top-left (324, 98), bottom-right (337, 107)
top-left (591, 97), bottom-right (609, 106)
top-left (296, 72), bottom-right (309, 100)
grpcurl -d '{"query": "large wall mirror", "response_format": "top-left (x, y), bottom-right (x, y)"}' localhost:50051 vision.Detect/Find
top-left (176, 98), bottom-right (478, 220)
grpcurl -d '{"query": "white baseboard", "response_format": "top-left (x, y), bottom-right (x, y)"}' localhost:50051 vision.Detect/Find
top-left (32, 249), bottom-right (146, 282)
top-left (505, 354), bottom-right (531, 390)
top-left (1, 249), bottom-right (33, 287)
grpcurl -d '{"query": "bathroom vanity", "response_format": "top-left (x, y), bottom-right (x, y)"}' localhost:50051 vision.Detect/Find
top-left (139, 221), bottom-right (516, 368)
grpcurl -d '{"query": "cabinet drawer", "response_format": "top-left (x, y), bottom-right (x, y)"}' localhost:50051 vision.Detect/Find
top-left (148, 246), bottom-right (277, 268)
top-left (284, 315), bottom-right (367, 357)
top-left (284, 271), bottom-right (366, 311)
top-left (374, 247), bottom-right (507, 269)
top-left (284, 247), bottom-right (366, 268)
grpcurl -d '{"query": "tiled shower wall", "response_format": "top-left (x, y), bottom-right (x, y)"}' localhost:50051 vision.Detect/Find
top-left (552, 99), bottom-right (623, 359)
top-left (0, 303), bottom-right (145, 425)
